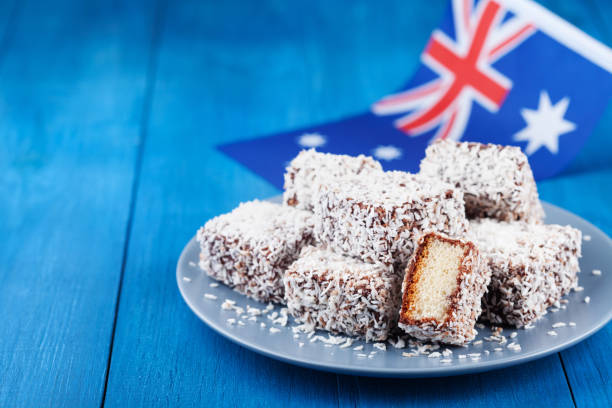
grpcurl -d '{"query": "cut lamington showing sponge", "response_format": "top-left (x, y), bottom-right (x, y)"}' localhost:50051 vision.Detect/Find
top-left (419, 140), bottom-right (544, 223)
top-left (398, 233), bottom-right (489, 345)
top-left (470, 219), bottom-right (582, 327)
top-left (197, 200), bottom-right (314, 304)
top-left (314, 171), bottom-right (468, 268)
top-left (283, 148), bottom-right (383, 211)
top-left (284, 246), bottom-right (401, 341)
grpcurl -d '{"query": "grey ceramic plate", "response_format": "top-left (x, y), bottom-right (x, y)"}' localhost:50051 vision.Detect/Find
top-left (177, 198), bottom-right (612, 377)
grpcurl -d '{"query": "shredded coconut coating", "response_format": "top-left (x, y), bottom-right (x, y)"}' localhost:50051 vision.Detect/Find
top-left (398, 233), bottom-right (490, 345)
top-left (197, 200), bottom-right (314, 303)
top-left (419, 140), bottom-right (544, 223)
top-left (284, 246), bottom-right (401, 341)
top-left (313, 171), bottom-right (468, 267)
top-left (283, 148), bottom-right (383, 211)
top-left (470, 219), bottom-right (582, 327)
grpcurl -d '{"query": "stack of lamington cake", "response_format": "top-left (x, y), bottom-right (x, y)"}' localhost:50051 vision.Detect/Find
top-left (197, 141), bottom-right (582, 345)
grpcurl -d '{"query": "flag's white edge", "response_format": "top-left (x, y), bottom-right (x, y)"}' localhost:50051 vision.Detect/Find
top-left (498, 0), bottom-right (612, 73)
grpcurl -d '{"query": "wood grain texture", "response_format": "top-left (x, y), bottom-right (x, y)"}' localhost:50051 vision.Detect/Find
top-left (0, 0), bottom-right (610, 406)
top-left (539, 170), bottom-right (612, 408)
top-left (0, 0), bottom-right (156, 406)
top-left (103, 0), bottom-right (586, 407)
top-left (339, 355), bottom-right (573, 408)
top-left (535, 1), bottom-right (612, 406)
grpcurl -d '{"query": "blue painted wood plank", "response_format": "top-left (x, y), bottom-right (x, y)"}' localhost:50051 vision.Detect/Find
top-left (534, 0), bottom-right (612, 406)
top-left (103, 0), bottom-right (577, 407)
top-left (104, 0), bottom-right (444, 406)
top-left (539, 169), bottom-right (612, 407)
top-left (0, 0), bottom-right (157, 406)
top-left (341, 355), bottom-right (573, 407)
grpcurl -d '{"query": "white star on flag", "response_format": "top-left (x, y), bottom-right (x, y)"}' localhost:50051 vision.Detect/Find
top-left (297, 133), bottom-right (326, 148)
top-left (373, 145), bottom-right (402, 161)
top-left (514, 91), bottom-right (576, 155)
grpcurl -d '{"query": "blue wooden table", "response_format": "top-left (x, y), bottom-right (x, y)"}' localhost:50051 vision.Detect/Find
top-left (1, 0), bottom-right (611, 406)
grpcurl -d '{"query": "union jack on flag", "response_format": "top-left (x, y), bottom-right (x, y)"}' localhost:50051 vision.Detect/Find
top-left (372, 0), bottom-right (535, 141)
top-left (219, 0), bottom-right (612, 188)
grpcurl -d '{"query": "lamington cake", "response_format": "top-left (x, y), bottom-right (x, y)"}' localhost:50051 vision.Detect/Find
top-left (197, 200), bottom-right (313, 303)
top-left (283, 148), bottom-right (383, 211)
top-left (419, 140), bottom-right (544, 223)
top-left (284, 246), bottom-right (401, 341)
top-left (398, 233), bottom-right (489, 345)
top-left (470, 219), bottom-right (582, 327)
top-left (313, 171), bottom-right (468, 267)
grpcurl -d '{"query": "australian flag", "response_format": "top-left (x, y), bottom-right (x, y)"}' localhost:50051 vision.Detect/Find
top-left (219, 0), bottom-right (612, 189)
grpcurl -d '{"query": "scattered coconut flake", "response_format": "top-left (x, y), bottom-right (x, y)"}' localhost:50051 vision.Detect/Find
top-left (373, 343), bottom-right (387, 351)
top-left (484, 350), bottom-right (490, 356)
top-left (221, 300), bottom-right (234, 310)
top-left (524, 323), bottom-right (535, 329)
top-left (402, 352), bottom-right (417, 358)
top-left (269, 327), bottom-right (281, 334)
top-left (428, 352), bottom-right (441, 358)
top-left (227, 318), bottom-right (236, 325)
top-left (468, 353), bottom-right (481, 358)
top-left (584, 296), bottom-right (591, 304)
top-left (293, 334), bottom-right (299, 339)
top-left (353, 345), bottom-right (364, 351)
top-left (260, 322), bottom-right (266, 328)
top-left (458, 354), bottom-right (467, 359)
top-left (388, 337), bottom-right (406, 349)
top-left (247, 306), bottom-right (261, 316)
top-left (182, 276), bottom-right (192, 282)
top-left (442, 349), bottom-right (453, 357)
top-left (267, 311), bottom-right (278, 320)
top-left (273, 314), bottom-right (288, 326)
top-left (569, 322), bottom-right (576, 327)
top-left (263, 304), bottom-right (275, 313)
top-left (204, 293), bottom-right (217, 300)
top-left (357, 353), bottom-right (368, 358)
top-left (248, 316), bottom-right (257, 322)
top-left (493, 348), bottom-right (503, 352)
top-left (324, 344), bottom-right (333, 348)
top-left (547, 330), bottom-right (558, 336)
top-left (510, 332), bottom-right (518, 339)
top-left (238, 321), bottom-right (245, 326)
top-left (298, 342), bottom-right (304, 347)
top-left (307, 331), bottom-right (315, 339)
top-left (552, 322), bottom-right (567, 328)
top-left (507, 342), bottom-right (519, 349)
top-left (476, 323), bottom-right (485, 329)
top-left (440, 359), bottom-right (452, 364)
top-left (340, 339), bottom-right (354, 349)
top-left (473, 340), bottom-right (483, 346)
top-left (233, 307), bottom-right (244, 316)
top-left (574, 286), bottom-right (584, 292)
top-left (583, 235), bottom-right (591, 241)
top-left (188, 261), bottom-right (197, 267)
top-left (593, 269), bottom-right (602, 276)
top-left (209, 282), bottom-right (219, 288)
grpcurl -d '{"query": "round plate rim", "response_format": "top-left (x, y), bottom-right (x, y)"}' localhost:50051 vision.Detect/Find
top-left (177, 200), bottom-right (612, 378)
